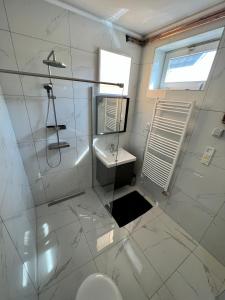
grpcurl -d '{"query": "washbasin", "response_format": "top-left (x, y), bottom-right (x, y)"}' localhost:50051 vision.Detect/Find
top-left (95, 147), bottom-right (136, 168)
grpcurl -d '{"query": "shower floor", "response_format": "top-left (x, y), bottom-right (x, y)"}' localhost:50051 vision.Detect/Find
top-left (37, 187), bottom-right (225, 300)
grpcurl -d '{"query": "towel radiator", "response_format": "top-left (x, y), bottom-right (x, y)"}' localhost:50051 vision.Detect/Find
top-left (142, 100), bottom-right (194, 191)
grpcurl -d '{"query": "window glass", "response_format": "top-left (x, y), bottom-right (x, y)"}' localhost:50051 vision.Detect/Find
top-left (160, 40), bottom-right (219, 90)
top-left (164, 50), bottom-right (217, 83)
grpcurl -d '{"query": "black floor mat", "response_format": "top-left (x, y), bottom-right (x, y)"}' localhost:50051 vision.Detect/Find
top-left (105, 191), bottom-right (153, 227)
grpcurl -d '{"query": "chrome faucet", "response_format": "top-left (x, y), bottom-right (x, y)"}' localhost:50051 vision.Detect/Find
top-left (109, 144), bottom-right (115, 153)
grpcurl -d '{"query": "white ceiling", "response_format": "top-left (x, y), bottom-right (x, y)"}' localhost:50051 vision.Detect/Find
top-left (61, 0), bottom-right (225, 35)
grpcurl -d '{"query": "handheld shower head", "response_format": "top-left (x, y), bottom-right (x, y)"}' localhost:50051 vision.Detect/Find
top-left (43, 50), bottom-right (66, 68)
top-left (43, 59), bottom-right (66, 68)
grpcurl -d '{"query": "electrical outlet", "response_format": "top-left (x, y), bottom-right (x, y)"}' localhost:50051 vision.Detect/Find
top-left (211, 127), bottom-right (224, 137)
top-left (200, 146), bottom-right (215, 166)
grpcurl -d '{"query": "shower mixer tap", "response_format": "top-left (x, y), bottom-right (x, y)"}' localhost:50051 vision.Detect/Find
top-left (43, 50), bottom-right (69, 168)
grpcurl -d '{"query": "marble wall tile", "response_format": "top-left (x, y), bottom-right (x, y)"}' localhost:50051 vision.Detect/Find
top-left (110, 30), bottom-right (142, 65)
top-left (25, 97), bottom-right (76, 141)
top-left (185, 110), bottom-right (225, 170)
top-left (12, 33), bottom-right (73, 98)
top-left (0, 29), bottom-right (22, 96)
top-left (75, 99), bottom-right (91, 136)
top-left (0, 0), bottom-right (8, 30)
top-left (1, 0), bottom-right (141, 209)
top-left (0, 221), bottom-right (38, 300)
top-left (164, 187), bottom-right (213, 242)
top-left (128, 64), bottom-right (140, 100)
top-left (5, 95), bottom-right (33, 143)
top-left (203, 47), bottom-right (225, 111)
top-left (39, 261), bottom-right (97, 300)
top-left (77, 163), bottom-right (93, 190)
top-left (95, 237), bottom-right (163, 299)
top-left (175, 153), bottom-right (225, 216)
top-left (18, 141), bottom-right (41, 181)
top-left (35, 138), bottom-right (77, 175)
top-left (1, 180), bottom-right (34, 221)
top-left (0, 98), bottom-right (35, 218)
top-left (5, 0), bottom-right (70, 46)
top-left (76, 135), bottom-right (92, 167)
top-left (42, 167), bottom-right (81, 202)
top-left (69, 12), bottom-right (112, 53)
top-left (30, 179), bottom-right (47, 206)
top-left (71, 48), bottom-right (96, 83)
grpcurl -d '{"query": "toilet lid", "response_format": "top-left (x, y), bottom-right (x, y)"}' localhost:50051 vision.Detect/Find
top-left (76, 273), bottom-right (123, 300)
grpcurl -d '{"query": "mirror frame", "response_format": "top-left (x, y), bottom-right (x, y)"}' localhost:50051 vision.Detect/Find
top-left (96, 95), bottom-right (130, 135)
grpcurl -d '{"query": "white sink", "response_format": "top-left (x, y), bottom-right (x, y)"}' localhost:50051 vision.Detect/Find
top-left (95, 147), bottom-right (136, 168)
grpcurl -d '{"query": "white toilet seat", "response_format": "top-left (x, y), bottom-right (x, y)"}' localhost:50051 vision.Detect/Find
top-left (76, 273), bottom-right (123, 300)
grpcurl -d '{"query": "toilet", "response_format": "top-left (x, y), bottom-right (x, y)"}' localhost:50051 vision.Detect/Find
top-left (76, 273), bottom-right (123, 300)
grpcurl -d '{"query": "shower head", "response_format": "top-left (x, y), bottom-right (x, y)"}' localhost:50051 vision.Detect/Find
top-left (43, 59), bottom-right (66, 68)
top-left (43, 50), bottom-right (66, 68)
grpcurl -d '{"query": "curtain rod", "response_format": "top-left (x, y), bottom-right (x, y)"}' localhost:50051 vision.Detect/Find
top-left (147, 8), bottom-right (225, 43)
top-left (0, 68), bottom-right (124, 88)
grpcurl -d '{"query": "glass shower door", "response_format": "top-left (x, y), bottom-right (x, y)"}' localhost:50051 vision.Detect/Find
top-left (92, 89), bottom-right (126, 208)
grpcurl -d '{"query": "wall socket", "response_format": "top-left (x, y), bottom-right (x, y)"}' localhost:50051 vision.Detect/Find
top-left (200, 146), bottom-right (215, 166)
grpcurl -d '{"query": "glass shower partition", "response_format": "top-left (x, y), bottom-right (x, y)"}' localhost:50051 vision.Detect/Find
top-left (91, 87), bottom-right (125, 209)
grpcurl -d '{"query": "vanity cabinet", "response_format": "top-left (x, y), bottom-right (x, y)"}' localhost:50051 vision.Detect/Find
top-left (96, 158), bottom-right (135, 189)
top-left (95, 148), bottom-right (136, 190)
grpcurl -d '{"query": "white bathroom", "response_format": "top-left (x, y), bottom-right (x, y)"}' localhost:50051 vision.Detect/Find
top-left (0, 0), bottom-right (225, 299)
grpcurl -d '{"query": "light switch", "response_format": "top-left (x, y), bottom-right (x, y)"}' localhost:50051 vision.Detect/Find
top-left (200, 146), bottom-right (215, 166)
top-left (211, 127), bottom-right (224, 137)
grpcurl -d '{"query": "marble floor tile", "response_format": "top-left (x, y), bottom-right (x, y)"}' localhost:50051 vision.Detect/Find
top-left (133, 213), bottom-right (195, 281)
top-left (36, 196), bottom-right (74, 218)
top-left (39, 261), bottom-right (97, 300)
top-left (193, 245), bottom-right (225, 292)
top-left (37, 207), bottom-right (79, 239)
top-left (4, 208), bottom-right (38, 287)
top-left (95, 237), bottom-right (163, 299)
top-left (38, 221), bottom-right (93, 292)
top-left (0, 221), bottom-right (38, 300)
top-left (124, 205), bottom-right (164, 234)
top-left (70, 188), bottom-right (102, 213)
top-left (85, 223), bottom-right (129, 257)
top-left (166, 253), bottom-right (225, 300)
top-left (150, 284), bottom-right (175, 300)
top-left (201, 215), bottom-right (225, 267)
top-left (76, 198), bottom-right (116, 233)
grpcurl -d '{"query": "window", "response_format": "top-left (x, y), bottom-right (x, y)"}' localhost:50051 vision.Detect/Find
top-left (99, 49), bottom-right (131, 95)
top-left (160, 40), bottom-right (219, 90)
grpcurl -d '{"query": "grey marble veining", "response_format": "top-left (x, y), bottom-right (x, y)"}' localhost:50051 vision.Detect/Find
top-left (0, 95), bottom-right (38, 293)
top-left (0, 221), bottom-right (38, 300)
top-left (95, 237), bottom-right (163, 300)
top-left (38, 220), bottom-right (93, 292)
top-left (36, 189), bottom-right (225, 300)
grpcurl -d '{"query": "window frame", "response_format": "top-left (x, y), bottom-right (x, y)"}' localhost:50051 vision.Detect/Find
top-left (160, 40), bottom-right (219, 90)
top-left (98, 48), bottom-right (132, 96)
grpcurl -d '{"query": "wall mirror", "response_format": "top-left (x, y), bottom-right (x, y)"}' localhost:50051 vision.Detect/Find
top-left (96, 95), bottom-right (129, 135)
